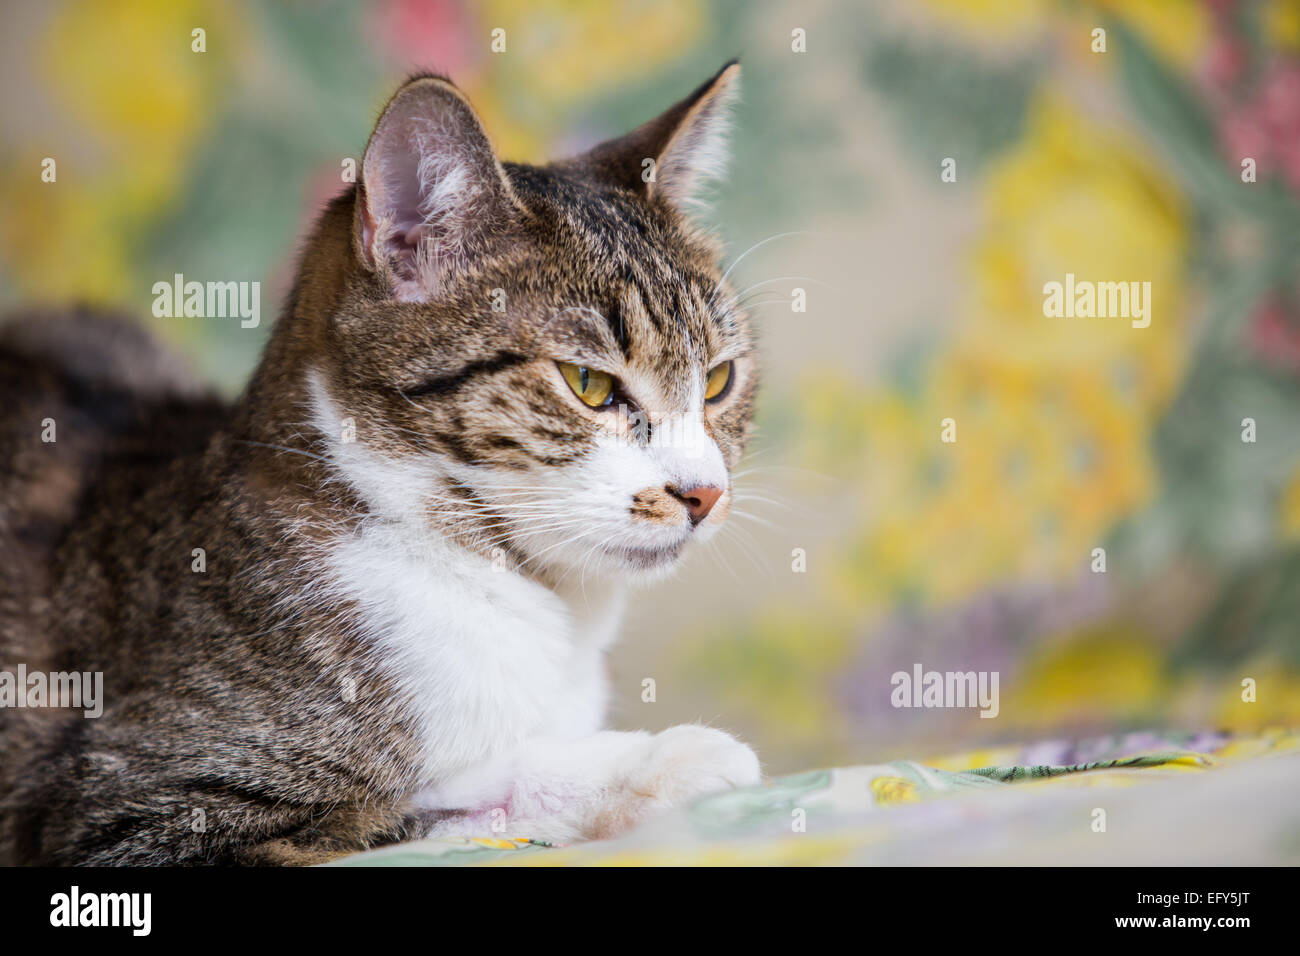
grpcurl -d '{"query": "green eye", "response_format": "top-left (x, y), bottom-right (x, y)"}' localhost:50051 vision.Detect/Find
top-left (558, 362), bottom-right (614, 407)
top-left (705, 361), bottom-right (732, 401)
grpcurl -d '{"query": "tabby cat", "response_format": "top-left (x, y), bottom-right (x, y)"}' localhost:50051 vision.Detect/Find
top-left (0, 61), bottom-right (759, 865)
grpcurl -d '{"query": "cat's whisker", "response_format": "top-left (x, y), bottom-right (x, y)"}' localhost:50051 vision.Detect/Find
top-left (707, 518), bottom-right (768, 577)
top-left (730, 298), bottom-right (812, 318)
top-left (711, 230), bottom-right (814, 301)
top-left (575, 531), bottom-right (622, 598)
top-left (734, 462), bottom-right (835, 487)
top-left (728, 274), bottom-right (840, 305)
top-left (422, 509), bottom-right (592, 531)
top-left (417, 502), bottom-right (600, 539)
top-left (730, 492), bottom-right (795, 511)
top-left (482, 513), bottom-right (604, 537)
top-left (700, 534), bottom-right (745, 584)
top-left (489, 512), bottom-right (604, 542)
top-left (525, 527), bottom-right (610, 586)
top-left (421, 496), bottom-right (594, 517)
top-left (731, 292), bottom-right (789, 307)
top-left (419, 486), bottom-right (596, 508)
top-left (727, 509), bottom-right (781, 531)
top-left (727, 519), bottom-right (773, 575)
top-left (231, 439), bottom-right (330, 464)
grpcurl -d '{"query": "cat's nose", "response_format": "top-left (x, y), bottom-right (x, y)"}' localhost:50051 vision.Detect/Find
top-left (667, 484), bottom-right (723, 525)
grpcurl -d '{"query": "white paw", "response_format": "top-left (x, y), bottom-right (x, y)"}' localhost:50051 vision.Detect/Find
top-left (588, 725), bottom-right (760, 838)
top-left (632, 725), bottom-right (762, 805)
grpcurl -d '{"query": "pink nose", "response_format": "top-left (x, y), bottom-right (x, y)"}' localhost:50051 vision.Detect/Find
top-left (668, 484), bottom-right (723, 525)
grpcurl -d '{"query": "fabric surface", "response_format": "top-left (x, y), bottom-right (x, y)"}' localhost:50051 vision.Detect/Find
top-left (332, 727), bottom-right (1300, 866)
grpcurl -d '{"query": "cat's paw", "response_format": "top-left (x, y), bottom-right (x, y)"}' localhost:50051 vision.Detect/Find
top-left (632, 724), bottom-right (762, 805)
top-left (588, 725), bottom-right (760, 838)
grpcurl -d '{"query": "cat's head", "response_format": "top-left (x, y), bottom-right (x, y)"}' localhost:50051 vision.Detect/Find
top-left (304, 62), bottom-right (753, 583)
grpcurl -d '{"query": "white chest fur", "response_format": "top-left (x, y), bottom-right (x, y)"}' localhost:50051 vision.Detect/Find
top-left (323, 522), bottom-right (625, 785)
top-left (306, 368), bottom-right (626, 784)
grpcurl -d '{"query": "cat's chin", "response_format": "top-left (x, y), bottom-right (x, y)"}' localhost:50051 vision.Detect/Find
top-left (609, 542), bottom-right (686, 573)
top-left (604, 524), bottom-right (727, 579)
top-left (543, 539), bottom-right (688, 582)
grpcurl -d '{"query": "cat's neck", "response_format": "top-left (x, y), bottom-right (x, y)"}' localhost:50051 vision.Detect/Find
top-left (229, 192), bottom-right (358, 447)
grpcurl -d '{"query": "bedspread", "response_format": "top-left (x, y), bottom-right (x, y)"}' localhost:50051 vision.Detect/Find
top-left (333, 729), bottom-right (1300, 866)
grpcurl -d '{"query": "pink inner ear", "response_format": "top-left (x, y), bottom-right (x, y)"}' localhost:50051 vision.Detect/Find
top-left (366, 128), bottom-right (432, 249)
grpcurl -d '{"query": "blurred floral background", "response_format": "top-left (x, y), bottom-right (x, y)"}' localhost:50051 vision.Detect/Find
top-left (2, 0), bottom-right (1298, 774)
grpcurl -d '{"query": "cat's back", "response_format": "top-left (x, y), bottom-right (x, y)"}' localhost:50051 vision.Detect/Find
top-left (0, 307), bottom-right (224, 657)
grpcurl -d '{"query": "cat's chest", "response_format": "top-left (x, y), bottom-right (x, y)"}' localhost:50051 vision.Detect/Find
top-left (324, 525), bottom-right (622, 783)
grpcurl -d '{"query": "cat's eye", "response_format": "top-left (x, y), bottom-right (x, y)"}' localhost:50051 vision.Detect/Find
top-left (558, 362), bottom-right (615, 408)
top-left (705, 361), bottom-right (733, 402)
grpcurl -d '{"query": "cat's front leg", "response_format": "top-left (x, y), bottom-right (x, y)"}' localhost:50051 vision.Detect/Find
top-left (412, 725), bottom-right (760, 844)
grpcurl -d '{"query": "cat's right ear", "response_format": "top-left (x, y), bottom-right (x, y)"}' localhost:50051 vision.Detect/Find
top-left (356, 75), bottom-right (519, 299)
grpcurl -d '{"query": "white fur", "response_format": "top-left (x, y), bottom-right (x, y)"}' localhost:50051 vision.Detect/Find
top-left (411, 118), bottom-right (476, 223)
top-left (417, 725), bottom-right (760, 844)
top-left (305, 370), bottom-right (759, 841)
top-left (656, 69), bottom-right (739, 214)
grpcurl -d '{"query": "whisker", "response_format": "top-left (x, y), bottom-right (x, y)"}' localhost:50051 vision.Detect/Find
top-left (727, 274), bottom-right (840, 305)
top-left (727, 508), bottom-right (781, 531)
top-left (712, 519), bottom-right (770, 576)
top-left (713, 230), bottom-right (814, 298)
top-left (232, 439), bottom-right (330, 464)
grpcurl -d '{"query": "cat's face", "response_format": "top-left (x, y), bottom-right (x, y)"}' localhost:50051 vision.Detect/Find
top-left (310, 65), bottom-right (754, 582)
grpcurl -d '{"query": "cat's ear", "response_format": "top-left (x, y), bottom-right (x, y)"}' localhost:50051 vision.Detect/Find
top-left (356, 74), bottom-right (518, 298)
top-left (575, 60), bottom-right (740, 217)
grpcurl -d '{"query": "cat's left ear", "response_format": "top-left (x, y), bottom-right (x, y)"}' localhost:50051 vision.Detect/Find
top-left (574, 60), bottom-right (740, 218)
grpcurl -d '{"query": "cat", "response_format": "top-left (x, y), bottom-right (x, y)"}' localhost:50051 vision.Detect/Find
top-left (0, 60), bottom-right (760, 865)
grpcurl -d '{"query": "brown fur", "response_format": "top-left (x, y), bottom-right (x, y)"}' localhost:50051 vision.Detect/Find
top-left (0, 63), bottom-right (753, 865)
